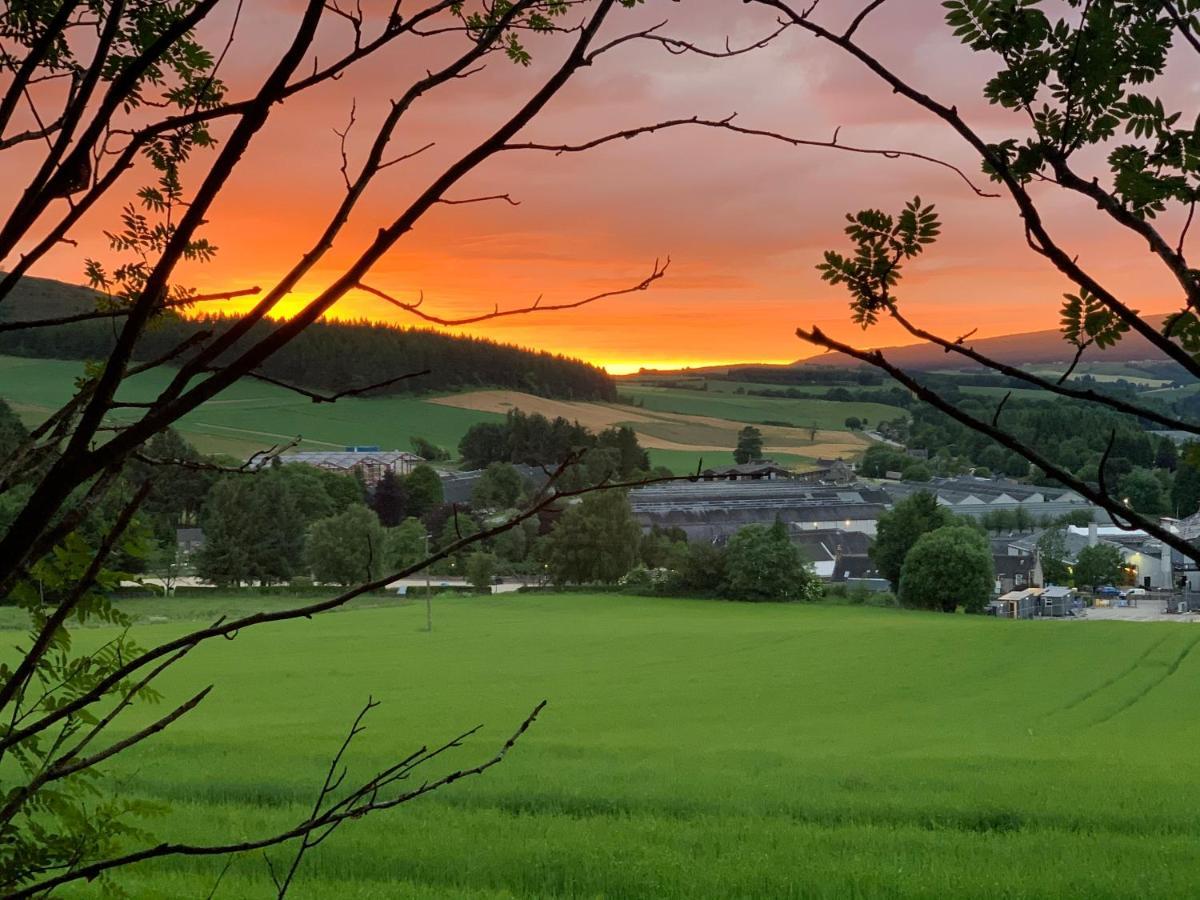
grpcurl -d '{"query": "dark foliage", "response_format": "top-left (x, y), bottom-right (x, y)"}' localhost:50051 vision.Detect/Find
top-left (371, 471), bottom-right (408, 527)
top-left (0, 296), bottom-right (615, 401)
top-left (459, 410), bottom-right (649, 476)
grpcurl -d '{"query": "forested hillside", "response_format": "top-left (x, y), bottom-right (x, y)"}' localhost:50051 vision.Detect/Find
top-left (0, 276), bottom-right (615, 400)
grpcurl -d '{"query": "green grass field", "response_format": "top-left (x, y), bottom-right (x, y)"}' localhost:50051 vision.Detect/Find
top-left (0, 355), bottom-right (500, 459)
top-left (37, 593), bottom-right (1200, 898)
top-left (620, 384), bottom-right (907, 430)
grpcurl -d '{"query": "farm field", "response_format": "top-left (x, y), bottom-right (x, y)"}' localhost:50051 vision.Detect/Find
top-left (625, 378), bottom-right (905, 398)
top-left (43, 593), bottom-right (1200, 898)
top-left (434, 389), bottom-right (877, 465)
top-left (0, 355), bottom-right (501, 459)
top-left (0, 357), bottom-right (878, 473)
top-left (619, 383), bottom-right (906, 430)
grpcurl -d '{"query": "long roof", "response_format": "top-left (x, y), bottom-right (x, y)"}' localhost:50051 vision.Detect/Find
top-left (279, 450), bottom-right (422, 467)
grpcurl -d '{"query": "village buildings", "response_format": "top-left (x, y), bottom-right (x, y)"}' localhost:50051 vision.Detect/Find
top-left (628, 480), bottom-right (890, 542)
top-left (273, 447), bottom-right (423, 487)
top-left (883, 476), bottom-right (1104, 523)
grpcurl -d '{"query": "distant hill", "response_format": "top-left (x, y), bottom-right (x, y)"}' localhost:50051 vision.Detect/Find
top-left (0, 275), bottom-right (616, 401)
top-left (798, 316), bottom-right (1178, 372)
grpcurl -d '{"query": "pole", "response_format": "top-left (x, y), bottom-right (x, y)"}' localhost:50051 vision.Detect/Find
top-left (424, 534), bottom-right (433, 633)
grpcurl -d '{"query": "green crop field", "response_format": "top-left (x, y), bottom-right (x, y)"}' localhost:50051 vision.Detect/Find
top-left (36, 593), bottom-right (1200, 898)
top-left (621, 384), bottom-right (907, 430)
top-left (0, 355), bottom-right (500, 459)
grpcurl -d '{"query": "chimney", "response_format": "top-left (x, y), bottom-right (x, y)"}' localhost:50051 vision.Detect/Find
top-left (1088, 522), bottom-right (1098, 547)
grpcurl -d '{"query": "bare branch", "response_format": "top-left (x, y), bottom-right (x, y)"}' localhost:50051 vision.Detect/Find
top-left (234, 369), bottom-right (432, 403)
top-left (503, 116), bottom-right (1000, 198)
top-left (757, 0), bottom-right (1200, 378)
top-left (881, 303), bottom-right (1200, 435)
top-left (10, 700), bottom-right (547, 899)
top-left (132, 436), bottom-right (301, 475)
top-left (589, 19), bottom-right (792, 60)
top-left (0, 288), bottom-right (258, 334)
top-left (796, 324), bottom-right (1200, 563)
top-left (356, 258), bottom-right (667, 327)
top-left (843, 0), bottom-right (890, 39)
top-left (436, 193), bottom-right (520, 207)
top-left (0, 480), bottom-right (150, 715)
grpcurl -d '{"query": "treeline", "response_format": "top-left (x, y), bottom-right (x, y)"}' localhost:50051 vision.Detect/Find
top-left (722, 366), bottom-right (885, 386)
top-left (458, 409), bottom-right (652, 477)
top-left (865, 394), bottom-right (1200, 517)
top-left (0, 310), bottom-right (615, 401)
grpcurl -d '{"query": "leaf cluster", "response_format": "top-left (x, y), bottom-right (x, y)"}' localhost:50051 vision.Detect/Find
top-left (816, 197), bottom-right (940, 326)
top-left (946, 1), bottom-right (1200, 219)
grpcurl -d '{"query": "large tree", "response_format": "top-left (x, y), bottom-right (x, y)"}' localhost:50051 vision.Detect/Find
top-left (542, 489), bottom-right (642, 585)
top-left (386, 517), bottom-right (431, 571)
top-left (197, 472), bottom-right (305, 586)
top-left (898, 525), bottom-right (995, 614)
top-left (733, 426), bottom-right (764, 465)
top-left (304, 504), bottom-right (388, 586)
top-left (1036, 527), bottom-right (1072, 586)
top-left (1074, 543), bottom-right (1125, 590)
top-left (871, 491), bottom-right (955, 590)
top-left (405, 464), bottom-right (446, 520)
top-left (723, 520), bottom-right (821, 602)
top-left (472, 462), bottom-right (525, 511)
top-left (372, 470), bottom-right (408, 527)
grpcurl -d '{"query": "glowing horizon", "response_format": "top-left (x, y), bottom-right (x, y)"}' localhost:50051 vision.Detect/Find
top-left (11, 1), bottom-right (1192, 374)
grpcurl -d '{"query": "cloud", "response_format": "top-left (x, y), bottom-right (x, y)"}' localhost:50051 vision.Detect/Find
top-left (9, 0), bottom-right (1185, 372)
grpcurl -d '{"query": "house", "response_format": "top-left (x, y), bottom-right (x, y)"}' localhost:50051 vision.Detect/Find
top-left (794, 458), bottom-right (856, 485)
top-left (700, 460), bottom-right (792, 481)
top-left (791, 528), bottom-right (871, 580)
top-left (273, 448), bottom-right (423, 486)
top-left (993, 553), bottom-right (1037, 595)
top-left (176, 527), bottom-right (204, 557)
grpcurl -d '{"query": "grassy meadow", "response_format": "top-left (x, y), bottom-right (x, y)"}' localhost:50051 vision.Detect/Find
top-left (0, 355), bottom-right (502, 458)
top-left (39, 593), bottom-right (1200, 898)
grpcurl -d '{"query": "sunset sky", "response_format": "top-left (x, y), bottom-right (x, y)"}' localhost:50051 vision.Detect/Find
top-left (9, 0), bottom-right (1197, 373)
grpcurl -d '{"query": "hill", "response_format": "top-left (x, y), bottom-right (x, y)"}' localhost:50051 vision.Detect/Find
top-left (0, 354), bottom-right (500, 460)
top-left (799, 315), bottom-right (1181, 372)
top-left (0, 275), bottom-right (615, 400)
top-left (38, 592), bottom-right (1200, 897)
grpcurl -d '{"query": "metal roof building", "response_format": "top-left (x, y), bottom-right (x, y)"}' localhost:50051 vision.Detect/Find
top-left (275, 449), bottom-right (423, 486)
top-left (629, 481), bottom-right (887, 541)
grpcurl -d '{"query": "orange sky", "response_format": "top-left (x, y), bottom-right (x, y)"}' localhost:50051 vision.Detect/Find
top-left (6, 1), bottom-right (1195, 374)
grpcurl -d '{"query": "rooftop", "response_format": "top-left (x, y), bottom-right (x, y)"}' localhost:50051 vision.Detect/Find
top-left (278, 450), bottom-right (422, 468)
